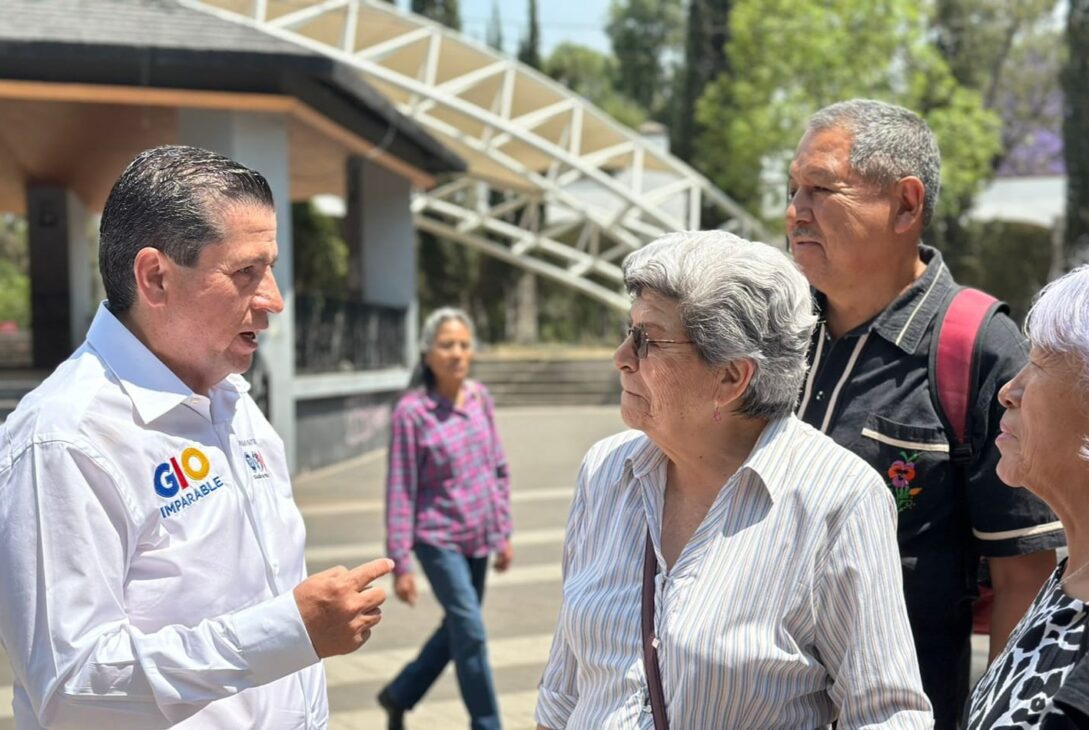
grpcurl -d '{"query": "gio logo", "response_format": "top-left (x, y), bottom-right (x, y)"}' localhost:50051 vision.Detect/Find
top-left (154, 447), bottom-right (211, 498)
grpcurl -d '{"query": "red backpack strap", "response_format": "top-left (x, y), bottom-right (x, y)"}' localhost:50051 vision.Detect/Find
top-left (930, 287), bottom-right (1004, 464)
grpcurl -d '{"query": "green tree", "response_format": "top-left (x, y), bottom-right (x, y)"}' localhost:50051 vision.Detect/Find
top-left (485, 0), bottom-right (503, 52)
top-left (606, 0), bottom-right (684, 116)
top-left (694, 0), bottom-right (1001, 231)
top-left (673, 0), bottom-right (731, 161)
top-left (291, 202), bottom-right (348, 299)
top-left (934, 0), bottom-right (1059, 106)
top-left (927, 0), bottom-right (1062, 275)
top-left (544, 42), bottom-right (648, 128)
top-left (1064, 0), bottom-right (1089, 259)
top-left (518, 0), bottom-right (542, 69)
top-left (411, 0), bottom-right (461, 30)
top-left (0, 214), bottom-right (29, 328)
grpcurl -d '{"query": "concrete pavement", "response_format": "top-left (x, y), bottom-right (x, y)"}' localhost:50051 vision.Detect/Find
top-left (301, 405), bottom-right (625, 729)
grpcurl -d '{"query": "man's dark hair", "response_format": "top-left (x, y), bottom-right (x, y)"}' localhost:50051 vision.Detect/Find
top-left (98, 145), bottom-right (275, 312)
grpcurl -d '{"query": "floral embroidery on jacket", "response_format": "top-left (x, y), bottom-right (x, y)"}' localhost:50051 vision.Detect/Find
top-left (887, 450), bottom-right (922, 512)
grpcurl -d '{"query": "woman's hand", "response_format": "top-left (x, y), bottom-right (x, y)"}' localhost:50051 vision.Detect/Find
top-left (494, 543), bottom-right (514, 572)
top-left (394, 573), bottom-right (417, 606)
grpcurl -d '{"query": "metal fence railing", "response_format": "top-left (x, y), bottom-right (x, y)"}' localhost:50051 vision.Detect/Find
top-left (295, 295), bottom-right (406, 374)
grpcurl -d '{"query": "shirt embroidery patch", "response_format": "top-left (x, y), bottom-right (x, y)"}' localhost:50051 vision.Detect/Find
top-left (886, 450), bottom-right (922, 512)
top-left (244, 450), bottom-right (272, 480)
top-left (153, 447), bottom-right (225, 519)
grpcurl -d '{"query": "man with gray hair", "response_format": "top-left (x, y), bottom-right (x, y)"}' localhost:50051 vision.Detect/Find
top-left (787, 99), bottom-right (1064, 727)
top-left (0, 146), bottom-right (393, 728)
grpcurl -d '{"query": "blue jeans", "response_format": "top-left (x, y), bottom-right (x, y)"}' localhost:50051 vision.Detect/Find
top-left (386, 543), bottom-right (501, 730)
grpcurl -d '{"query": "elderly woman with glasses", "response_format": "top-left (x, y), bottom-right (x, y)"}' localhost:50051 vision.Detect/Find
top-left (966, 266), bottom-right (1089, 729)
top-left (535, 231), bottom-right (932, 730)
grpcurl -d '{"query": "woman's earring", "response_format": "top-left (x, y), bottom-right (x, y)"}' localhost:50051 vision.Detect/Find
top-left (712, 406), bottom-right (721, 422)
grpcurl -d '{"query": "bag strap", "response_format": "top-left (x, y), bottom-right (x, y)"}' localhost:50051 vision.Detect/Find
top-left (929, 287), bottom-right (1004, 465)
top-left (931, 287), bottom-right (1006, 633)
top-left (642, 530), bottom-right (669, 730)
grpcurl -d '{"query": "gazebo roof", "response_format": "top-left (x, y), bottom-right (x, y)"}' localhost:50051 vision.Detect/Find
top-left (0, 0), bottom-right (464, 212)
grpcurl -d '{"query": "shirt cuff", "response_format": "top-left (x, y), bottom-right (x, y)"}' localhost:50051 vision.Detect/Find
top-left (392, 554), bottom-right (414, 577)
top-left (535, 685), bottom-right (577, 729)
top-left (228, 591), bottom-right (319, 687)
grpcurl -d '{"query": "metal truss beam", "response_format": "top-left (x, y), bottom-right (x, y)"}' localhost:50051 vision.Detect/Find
top-left (184, 0), bottom-right (769, 311)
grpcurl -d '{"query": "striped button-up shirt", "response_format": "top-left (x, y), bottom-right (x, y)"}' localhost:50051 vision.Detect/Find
top-left (536, 415), bottom-right (933, 729)
top-left (385, 382), bottom-right (511, 577)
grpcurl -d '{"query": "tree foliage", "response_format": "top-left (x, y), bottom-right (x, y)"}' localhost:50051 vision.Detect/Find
top-left (606, 0), bottom-right (684, 116)
top-left (694, 0), bottom-right (1002, 231)
top-left (544, 43), bottom-right (648, 128)
top-left (410, 0), bottom-right (461, 30)
top-left (0, 215), bottom-right (29, 328)
top-left (517, 0), bottom-right (542, 69)
top-left (292, 202), bottom-right (348, 299)
top-left (673, 0), bottom-right (731, 161)
top-left (485, 0), bottom-right (503, 52)
top-left (1064, 0), bottom-right (1089, 259)
top-left (934, 0), bottom-right (1063, 174)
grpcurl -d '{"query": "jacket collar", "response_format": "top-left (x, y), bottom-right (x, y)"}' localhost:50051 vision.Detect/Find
top-left (815, 245), bottom-right (955, 355)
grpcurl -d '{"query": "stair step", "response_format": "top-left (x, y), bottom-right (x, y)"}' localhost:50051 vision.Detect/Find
top-left (472, 356), bottom-right (618, 407)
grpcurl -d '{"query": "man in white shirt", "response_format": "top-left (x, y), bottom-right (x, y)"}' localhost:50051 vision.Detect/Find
top-left (0, 146), bottom-right (392, 729)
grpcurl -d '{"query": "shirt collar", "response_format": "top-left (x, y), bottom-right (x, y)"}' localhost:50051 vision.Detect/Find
top-left (623, 414), bottom-right (796, 502)
top-left (85, 302), bottom-right (248, 424)
top-left (424, 382), bottom-right (478, 413)
top-left (626, 434), bottom-right (667, 480)
top-left (814, 245), bottom-right (954, 355)
top-left (737, 415), bottom-right (796, 502)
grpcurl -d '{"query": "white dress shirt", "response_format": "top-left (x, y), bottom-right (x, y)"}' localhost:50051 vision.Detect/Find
top-left (536, 415), bottom-right (933, 729)
top-left (0, 304), bottom-right (327, 729)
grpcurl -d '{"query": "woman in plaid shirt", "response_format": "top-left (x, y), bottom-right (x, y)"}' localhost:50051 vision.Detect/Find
top-left (378, 307), bottom-right (513, 730)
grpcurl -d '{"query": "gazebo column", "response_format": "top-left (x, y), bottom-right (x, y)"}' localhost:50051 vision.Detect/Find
top-left (343, 155), bottom-right (417, 366)
top-left (25, 186), bottom-right (93, 368)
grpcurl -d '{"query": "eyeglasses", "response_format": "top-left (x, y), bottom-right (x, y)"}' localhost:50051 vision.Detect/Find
top-left (626, 324), bottom-right (693, 360)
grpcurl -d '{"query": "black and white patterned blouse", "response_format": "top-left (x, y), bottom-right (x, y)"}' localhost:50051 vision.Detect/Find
top-left (967, 561), bottom-right (1089, 729)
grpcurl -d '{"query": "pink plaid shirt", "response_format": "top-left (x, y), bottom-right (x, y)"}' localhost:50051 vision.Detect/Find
top-left (384, 381), bottom-right (512, 577)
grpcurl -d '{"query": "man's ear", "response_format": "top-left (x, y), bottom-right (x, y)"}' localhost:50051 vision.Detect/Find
top-left (716, 358), bottom-right (756, 410)
top-left (893, 176), bottom-right (926, 235)
top-left (132, 247), bottom-right (172, 309)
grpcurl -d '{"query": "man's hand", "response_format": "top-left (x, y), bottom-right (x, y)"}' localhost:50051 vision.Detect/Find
top-left (394, 573), bottom-right (418, 606)
top-left (494, 543), bottom-right (514, 573)
top-left (294, 558), bottom-right (394, 658)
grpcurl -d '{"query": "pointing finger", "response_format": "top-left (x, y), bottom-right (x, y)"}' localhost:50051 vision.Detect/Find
top-left (347, 558), bottom-right (394, 590)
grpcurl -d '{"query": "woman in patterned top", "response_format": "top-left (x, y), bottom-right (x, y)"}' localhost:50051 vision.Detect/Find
top-left (966, 265), bottom-right (1089, 729)
top-left (377, 307), bottom-right (512, 730)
